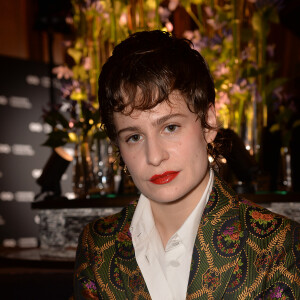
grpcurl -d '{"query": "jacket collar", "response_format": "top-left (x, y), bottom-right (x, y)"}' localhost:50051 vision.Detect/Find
top-left (116, 172), bottom-right (248, 298)
top-left (114, 202), bottom-right (151, 298)
top-left (187, 172), bottom-right (248, 298)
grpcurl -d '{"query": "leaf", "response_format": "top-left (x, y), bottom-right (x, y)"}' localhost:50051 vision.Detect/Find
top-left (264, 6), bottom-right (279, 24)
top-left (93, 130), bottom-right (107, 140)
top-left (240, 28), bottom-right (253, 43)
top-left (293, 119), bottom-right (300, 128)
top-left (264, 62), bottom-right (279, 77)
top-left (67, 48), bottom-right (82, 64)
top-left (269, 123), bottom-right (280, 133)
top-left (242, 66), bottom-right (263, 78)
top-left (265, 77), bottom-right (288, 99)
top-left (68, 132), bottom-right (78, 143)
top-left (252, 12), bottom-right (262, 32)
top-left (70, 89), bottom-right (87, 101)
top-left (180, 0), bottom-right (192, 8)
top-left (44, 110), bottom-right (69, 129)
top-left (42, 130), bottom-right (69, 148)
top-left (72, 65), bottom-right (88, 81)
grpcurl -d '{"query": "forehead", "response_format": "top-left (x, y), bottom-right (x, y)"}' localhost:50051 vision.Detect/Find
top-left (113, 92), bottom-right (195, 127)
top-left (118, 90), bottom-right (186, 116)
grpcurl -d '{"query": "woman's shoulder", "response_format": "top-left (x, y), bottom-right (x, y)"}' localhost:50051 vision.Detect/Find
top-left (238, 196), bottom-right (298, 227)
top-left (215, 172), bottom-right (298, 228)
top-left (82, 200), bottom-right (138, 241)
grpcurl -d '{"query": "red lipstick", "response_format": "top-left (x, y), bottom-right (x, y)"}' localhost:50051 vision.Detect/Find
top-left (150, 171), bottom-right (179, 185)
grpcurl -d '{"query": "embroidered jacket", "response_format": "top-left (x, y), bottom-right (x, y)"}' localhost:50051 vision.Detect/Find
top-left (73, 174), bottom-right (300, 299)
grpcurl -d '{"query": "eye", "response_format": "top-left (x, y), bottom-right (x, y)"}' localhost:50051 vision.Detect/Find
top-left (165, 124), bottom-right (178, 133)
top-left (127, 134), bottom-right (141, 143)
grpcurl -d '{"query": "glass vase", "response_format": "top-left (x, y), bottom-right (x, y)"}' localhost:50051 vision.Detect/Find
top-left (92, 137), bottom-right (115, 195)
top-left (72, 135), bottom-right (97, 199)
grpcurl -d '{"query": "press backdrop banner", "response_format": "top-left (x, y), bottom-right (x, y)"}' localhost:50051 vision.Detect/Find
top-left (0, 56), bottom-right (72, 248)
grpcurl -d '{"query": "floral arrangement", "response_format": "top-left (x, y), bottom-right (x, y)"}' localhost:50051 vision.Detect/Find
top-left (43, 0), bottom-right (295, 195)
top-left (43, 0), bottom-right (163, 197)
top-left (44, 0), bottom-right (293, 152)
top-left (44, 0), bottom-right (162, 149)
top-left (162, 0), bottom-right (292, 153)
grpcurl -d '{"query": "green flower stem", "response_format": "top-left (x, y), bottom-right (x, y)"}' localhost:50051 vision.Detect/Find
top-left (138, 0), bottom-right (145, 29)
top-left (79, 100), bottom-right (84, 123)
top-left (196, 4), bottom-right (204, 35)
top-left (231, 0), bottom-right (244, 135)
top-left (256, 14), bottom-right (267, 148)
top-left (260, 25), bottom-right (267, 128)
top-left (185, 6), bottom-right (202, 30)
top-left (110, 0), bottom-right (117, 44)
top-left (237, 96), bottom-right (247, 137)
top-left (99, 37), bottom-right (105, 73)
top-left (155, 0), bottom-right (160, 29)
top-left (92, 15), bottom-right (100, 102)
top-left (232, 0), bottom-right (244, 60)
top-left (130, 0), bottom-right (137, 32)
top-left (232, 0), bottom-right (238, 58)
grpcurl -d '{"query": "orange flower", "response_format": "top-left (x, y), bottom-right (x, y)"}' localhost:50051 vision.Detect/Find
top-left (231, 232), bottom-right (240, 241)
top-left (234, 264), bottom-right (239, 272)
top-left (251, 211), bottom-right (262, 220)
top-left (123, 223), bottom-right (130, 233)
top-left (261, 213), bottom-right (273, 221)
top-left (117, 232), bottom-right (130, 242)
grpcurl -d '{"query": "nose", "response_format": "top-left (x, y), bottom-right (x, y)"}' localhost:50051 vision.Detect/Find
top-left (146, 138), bottom-right (169, 166)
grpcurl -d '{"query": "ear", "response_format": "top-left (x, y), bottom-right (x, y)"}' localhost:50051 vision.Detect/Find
top-left (204, 104), bottom-right (217, 143)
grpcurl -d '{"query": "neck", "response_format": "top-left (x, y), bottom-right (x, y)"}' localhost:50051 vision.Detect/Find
top-left (150, 170), bottom-right (210, 248)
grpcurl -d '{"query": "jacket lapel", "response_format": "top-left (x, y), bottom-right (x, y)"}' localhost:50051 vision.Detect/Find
top-left (187, 173), bottom-right (248, 299)
top-left (114, 202), bottom-right (151, 299)
top-left (114, 174), bottom-right (248, 299)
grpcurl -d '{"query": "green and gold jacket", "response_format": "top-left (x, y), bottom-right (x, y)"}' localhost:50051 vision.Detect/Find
top-left (74, 174), bottom-right (300, 299)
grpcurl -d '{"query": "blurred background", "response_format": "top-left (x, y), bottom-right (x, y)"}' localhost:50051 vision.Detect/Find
top-left (0, 0), bottom-right (299, 299)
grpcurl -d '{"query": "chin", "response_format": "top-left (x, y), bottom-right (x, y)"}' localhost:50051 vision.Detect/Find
top-left (144, 189), bottom-right (188, 204)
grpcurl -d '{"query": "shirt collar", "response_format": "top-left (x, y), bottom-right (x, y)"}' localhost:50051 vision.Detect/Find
top-left (130, 193), bottom-right (155, 242)
top-left (130, 169), bottom-right (214, 250)
top-left (174, 168), bottom-right (214, 251)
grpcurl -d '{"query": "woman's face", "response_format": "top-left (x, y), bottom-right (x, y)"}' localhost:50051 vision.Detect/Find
top-left (113, 91), bottom-right (217, 206)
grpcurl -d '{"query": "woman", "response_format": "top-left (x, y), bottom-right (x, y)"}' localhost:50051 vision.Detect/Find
top-left (74, 30), bottom-right (300, 299)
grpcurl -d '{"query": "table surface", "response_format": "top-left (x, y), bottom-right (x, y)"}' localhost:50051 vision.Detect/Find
top-left (0, 246), bottom-right (75, 267)
top-left (31, 192), bottom-right (300, 209)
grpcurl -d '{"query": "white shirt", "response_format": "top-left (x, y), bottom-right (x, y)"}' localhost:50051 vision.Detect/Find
top-left (130, 169), bottom-right (214, 300)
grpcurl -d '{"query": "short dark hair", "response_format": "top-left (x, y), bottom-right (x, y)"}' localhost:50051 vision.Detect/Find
top-left (98, 30), bottom-right (215, 144)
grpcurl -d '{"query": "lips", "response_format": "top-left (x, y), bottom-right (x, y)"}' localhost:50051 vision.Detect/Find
top-left (150, 171), bottom-right (179, 185)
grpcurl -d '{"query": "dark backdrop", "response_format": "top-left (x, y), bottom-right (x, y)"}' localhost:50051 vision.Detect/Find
top-left (0, 56), bottom-right (72, 247)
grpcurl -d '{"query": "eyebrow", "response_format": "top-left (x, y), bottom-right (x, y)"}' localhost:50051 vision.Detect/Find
top-left (117, 113), bottom-right (186, 136)
top-left (154, 113), bottom-right (185, 126)
top-left (117, 126), bottom-right (141, 136)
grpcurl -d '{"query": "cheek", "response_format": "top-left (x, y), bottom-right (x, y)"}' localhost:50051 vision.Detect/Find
top-left (119, 147), bottom-right (131, 166)
top-left (121, 153), bottom-right (135, 168)
top-left (119, 147), bottom-right (141, 174)
top-left (185, 133), bottom-right (207, 157)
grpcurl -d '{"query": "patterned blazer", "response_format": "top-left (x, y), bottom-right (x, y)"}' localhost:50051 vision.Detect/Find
top-left (74, 174), bottom-right (300, 299)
